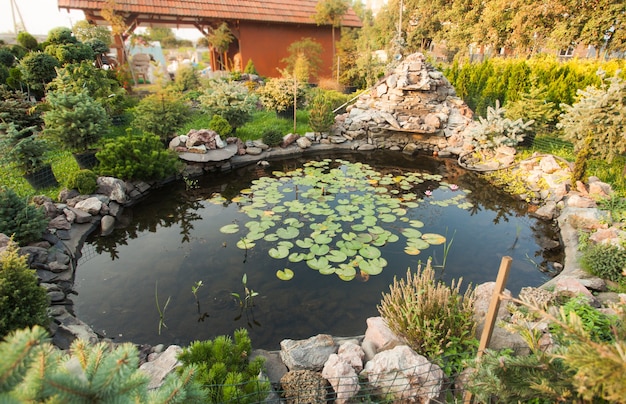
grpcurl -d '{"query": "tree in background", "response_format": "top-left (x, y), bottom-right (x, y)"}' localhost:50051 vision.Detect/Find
top-left (72, 20), bottom-right (112, 47)
top-left (313, 0), bottom-right (349, 70)
top-left (16, 32), bottom-right (38, 51)
top-left (558, 72), bottom-right (626, 182)
top-left (281, 38), bottom-right (323, 82)
top-left (206, 22), bottom-right (234, 70)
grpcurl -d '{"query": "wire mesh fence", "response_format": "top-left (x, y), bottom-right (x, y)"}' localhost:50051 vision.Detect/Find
top-left (189, 353), bottom-right (475, 404)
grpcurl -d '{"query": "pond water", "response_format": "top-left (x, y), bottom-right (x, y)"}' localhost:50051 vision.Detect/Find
top-left (74, 151), bottom-right (562, 349)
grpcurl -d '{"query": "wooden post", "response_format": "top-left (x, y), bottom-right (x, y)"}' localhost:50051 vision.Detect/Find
top-left (463, 256), bottom-right (512, 404)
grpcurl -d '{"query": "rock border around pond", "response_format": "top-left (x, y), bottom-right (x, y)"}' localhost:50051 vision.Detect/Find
top-left (3, 139), bottom-right (624, 401)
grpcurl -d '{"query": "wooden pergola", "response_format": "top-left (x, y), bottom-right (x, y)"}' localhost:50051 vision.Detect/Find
top-left (57, 0), bottom-right (362, 78)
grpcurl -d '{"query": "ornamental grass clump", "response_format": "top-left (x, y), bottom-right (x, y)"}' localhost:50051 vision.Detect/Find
top-left (378, 260), bottom-right (477, 376)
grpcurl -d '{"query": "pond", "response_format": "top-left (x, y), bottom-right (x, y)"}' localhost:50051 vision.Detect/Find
top-left (74, 151), bottom-right (563, 349)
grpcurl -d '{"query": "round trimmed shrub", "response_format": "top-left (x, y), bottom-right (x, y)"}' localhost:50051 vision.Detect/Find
top-left (66, 169), bottom-right (98, 195)
top-left (208, 114), bottom-right (233, 136)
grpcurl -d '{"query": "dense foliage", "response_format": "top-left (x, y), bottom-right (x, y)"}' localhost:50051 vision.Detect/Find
top-left (580, 242), bottom-right (626, 284)
top-left (257, 77), bottom-right (307, 113)
top-left (444, 57), bottom-right (625, 117)
top-left (307, 90), bottom-right (336, 133)
top-left (43, 90), bottom-right (109, 152)
top-left (0, 326), bottom-right (207, 402)
top-left (0, 241), bottom-right (49, 338)
top-left (66, 169), bottom-right (98, 195)
top-left (96, 131), bottom-right (181, 181)
top-left (0, 86), bottom-right (43, 131)
top-left (198, 79), bottom-right (257, 129)
top-left (0, 123), bottom-right (49, 175)
top-left (0, 187), bottom-right (48, 244)
top-left (375, 0), bottom-right (625, 59)
top-left (467, 297), bottom-right (626, 403)
top-left (465, 100), bottom-right (534, 151)
top-left (378, 261), bottom-right (477, 376)
top-left (208, 114), bottom-right (233, 137)
top-left (558, 73), bottom-right (626, 164)
top-left (131, 91), bottom-right (191, 141)
top-left (177, 328), bottom-right (269, 403)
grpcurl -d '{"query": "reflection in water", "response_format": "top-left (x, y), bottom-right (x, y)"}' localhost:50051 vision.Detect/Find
top-left (75, 151), bottom-right (563, 349)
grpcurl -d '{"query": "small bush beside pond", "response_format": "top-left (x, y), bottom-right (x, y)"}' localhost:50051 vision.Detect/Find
top-left (0, 187), bottom-right (48, 244)
top-left (96, 131), bottom-right (182, 181)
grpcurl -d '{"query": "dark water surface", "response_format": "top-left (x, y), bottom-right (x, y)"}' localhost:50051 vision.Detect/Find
top-left (74, 151), bottom-right (562, 349)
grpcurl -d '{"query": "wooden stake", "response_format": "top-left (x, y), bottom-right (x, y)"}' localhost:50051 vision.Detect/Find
top-left (463, 256), bottom-right (512, 404)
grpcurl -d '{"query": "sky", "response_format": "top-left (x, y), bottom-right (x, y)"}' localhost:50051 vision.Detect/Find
top-left (0, 0), bottom-right (200, 39)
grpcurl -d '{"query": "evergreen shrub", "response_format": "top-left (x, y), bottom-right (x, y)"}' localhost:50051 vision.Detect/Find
top-left (208, 114), bottom-right (233, 137)
top-left (0, 326), bottom-right (207, 402)
top-left (43, 90), bottom-right (109, 152)
top-left (580, 242), bottom-right (626, 284)
top-left (199, 79), bottom-right (258, 129)
top-left (307, 90), bottom-right (335, 133)
top-left (0, 86), bottom-right (43, 131)
top-left (257, 77), bottom-right (307, 113)
top-left (262, 129), bottom-right (283, 147)
top-left (96, 130), bottom-right (182, 181)
top-left (66, 169), bottom-right (98, 195)
top-left (0, 240), bottom-right (49, 338)
top-left (177, 328), bottom-right (269, 403)
top-left (131, 91), bottom-right (191, 142)
top-left (0, 187), bottom-right (48, 244)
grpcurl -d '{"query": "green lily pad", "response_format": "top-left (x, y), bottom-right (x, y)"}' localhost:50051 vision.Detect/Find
top-left (246, 231), bottom-right (265, 241)
top-left (359, 258), bottom-right (386, 275)
top-left (276, 268), bottom-right (294, 280)
top-left (264, 233), bottom-right (279, 242)
top-left (269, 245), bottom-right (290, 259)
top-left (359, 245), bottom-right (381, 259)
top-left (313, 233), bottom-right (333, 244)
top-left (219, 224), bottom-right (240, 234)
top-left (409, 220), bottom-right (425, 228)
top-left (379, 213), bottom-right (396, 223)
top-left (276, 227), bottom-right (300, 239)
top-left (311, 244), bottom-right (330, 256)
top-left (402, 228), bottom-right (423, 239)
top-left (327, 250), bottom-right (348, 263)
top-left (236, 238), bottom-right (255, 249)
top-left (406, 238), bottom-right (430, 250)
top-left (351, 224), bottom-right (367, 231)
top-left (296, 238), bottom-right (314, 248)
top-left (288, 252), bottom-right (307, 262)
top-left (336, 264), bottom-right (357, 281)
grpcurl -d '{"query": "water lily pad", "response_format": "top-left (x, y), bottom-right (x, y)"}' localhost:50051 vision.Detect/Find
top-left (351, 224), bottom-right (367, 231)
top-left (269, 245), bottom-right (290, 259)
top-left (336, 264), bottom-right (357, 281)
top-left (356, 233), bottom-right (373, 243)
top-left (246, 231), bottom-right (265, 241)
top-left (313, 233), bottom-right (333, 244)
top-left (276, 226), bottom-right (299, 239)
top-left (311, 244), bottom-right (330, 256)
top-left (406, 238), bottom-right (430, 250)
top-left (404, 246), bottom-right (422, 255)
top-left (288, 252), bottom-right (307, 262)
top-left (359, 258), bottom-right (385, 275)
top-left (219, 224), bottom-right (240, 234)
top-left (264, 233), bottom-right (279, 242)
top-left (327, 250), bottom-right (348, 263)
top-left (402, 228), bottom-right (423, 239)
top-left (276, 268), bottom-right (294, 280)
top-left (296, 238), bottom-right (314, 248)
top-left (236, 238), bottom-right (255, 249)
top-left (342, 232), bottom-right (356, 241)
top-left (379, 213), bottom-right (396, 223)
top-left (359, 245), bottom-right (381, 259)
top-left (409, 220), bottom-right (425, 228)
top-left (422, 233), bottom-right (446, 245)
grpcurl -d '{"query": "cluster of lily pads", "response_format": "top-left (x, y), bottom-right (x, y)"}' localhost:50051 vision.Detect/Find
top-left (215, 159), bottom-right (472, 281)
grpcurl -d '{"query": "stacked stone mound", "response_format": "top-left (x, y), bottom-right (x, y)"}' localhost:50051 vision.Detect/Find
top-left (334, 52), bottom-right (473, 155)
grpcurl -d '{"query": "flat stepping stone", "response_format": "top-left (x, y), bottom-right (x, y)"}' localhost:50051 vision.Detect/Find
top-left (178, 144), bottom-right (238, 162)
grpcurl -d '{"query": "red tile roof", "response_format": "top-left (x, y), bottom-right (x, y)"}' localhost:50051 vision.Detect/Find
top-left (57, 0), bottom-right (362, 27)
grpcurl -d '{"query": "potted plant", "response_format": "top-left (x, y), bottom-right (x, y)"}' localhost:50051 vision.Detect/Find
top-left (43, 90), bottom-right (109, 169)
top-left (0, 123), bottom-right (58, 189)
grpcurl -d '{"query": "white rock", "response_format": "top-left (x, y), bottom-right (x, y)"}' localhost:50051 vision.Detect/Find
top-left (363, 345), bottom-right (444, 402)
top-left (74, 197), bottom-right (102, 215)
top-left (322, 354), bottom-right (359, 404)
top-left (139, 345), bottom-right (183, 390)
